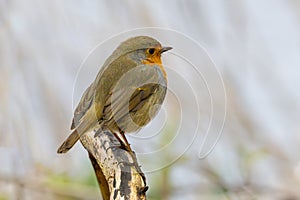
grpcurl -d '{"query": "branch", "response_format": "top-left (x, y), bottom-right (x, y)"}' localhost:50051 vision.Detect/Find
top-left (80, 125), bottom-right (148, 200)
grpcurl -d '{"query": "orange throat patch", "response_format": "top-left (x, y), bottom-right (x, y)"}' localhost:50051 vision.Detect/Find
top-left (142, 56), bottom-right (167, 80)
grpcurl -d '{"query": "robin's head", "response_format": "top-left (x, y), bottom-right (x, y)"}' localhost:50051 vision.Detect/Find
top-left (113, 36), bottom-right (172, 64)
top-left (141, 45), bottom-right (173, 65)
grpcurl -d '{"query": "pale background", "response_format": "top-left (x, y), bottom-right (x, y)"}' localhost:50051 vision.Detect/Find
top-left (0, 0), bottom-right (300, 199)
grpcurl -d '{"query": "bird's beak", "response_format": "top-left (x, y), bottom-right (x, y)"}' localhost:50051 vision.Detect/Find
top-left (160, 46), bottom-right (172, 54)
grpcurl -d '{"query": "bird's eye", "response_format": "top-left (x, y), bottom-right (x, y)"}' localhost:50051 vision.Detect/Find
top-left (147, 48), bottom-right (155, 55)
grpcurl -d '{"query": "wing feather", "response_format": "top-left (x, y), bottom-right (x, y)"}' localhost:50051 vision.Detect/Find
top-left (71, 83), bottom-right (95, 129)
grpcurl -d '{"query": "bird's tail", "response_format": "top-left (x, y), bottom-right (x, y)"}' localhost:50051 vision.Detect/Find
top-left (57, 130), bottom-right (80, 154)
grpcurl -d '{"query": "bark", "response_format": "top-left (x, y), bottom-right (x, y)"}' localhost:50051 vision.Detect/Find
top-left (80, 125), bottom-right (148, 200)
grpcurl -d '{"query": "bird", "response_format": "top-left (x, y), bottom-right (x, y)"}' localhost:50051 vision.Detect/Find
top-left (57, 36), bottom-right (172, 153)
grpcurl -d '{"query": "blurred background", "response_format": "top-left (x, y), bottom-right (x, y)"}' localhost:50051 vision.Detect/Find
top-left (1, 0), bottom-right (300, 199)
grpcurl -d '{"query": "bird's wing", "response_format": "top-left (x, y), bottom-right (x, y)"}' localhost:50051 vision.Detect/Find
top-left (101, 64), bottom-right (167, 128)
top-left (102, 83), bottom-right (160, 122)
top-left (71, 83), bottom-right (95, 130)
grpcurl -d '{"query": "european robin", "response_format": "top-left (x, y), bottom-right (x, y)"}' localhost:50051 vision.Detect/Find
top-left (57, 36), bottom-right (172, 153)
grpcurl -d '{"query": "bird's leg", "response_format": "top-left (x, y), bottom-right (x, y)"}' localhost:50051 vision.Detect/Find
top-left (118, 129), bottom-right (147, 185)
top-left (118, 129), bottom-right (133, 153)
top-left (112, 132), bottom-right (129, 151)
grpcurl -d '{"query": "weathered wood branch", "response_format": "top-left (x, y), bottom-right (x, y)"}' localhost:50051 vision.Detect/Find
top-left (79, 125), bottom-right (148, 200)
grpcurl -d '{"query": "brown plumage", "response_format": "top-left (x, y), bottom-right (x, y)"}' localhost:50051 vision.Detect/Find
top-left (57, 36), bottom-right (172, 153)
